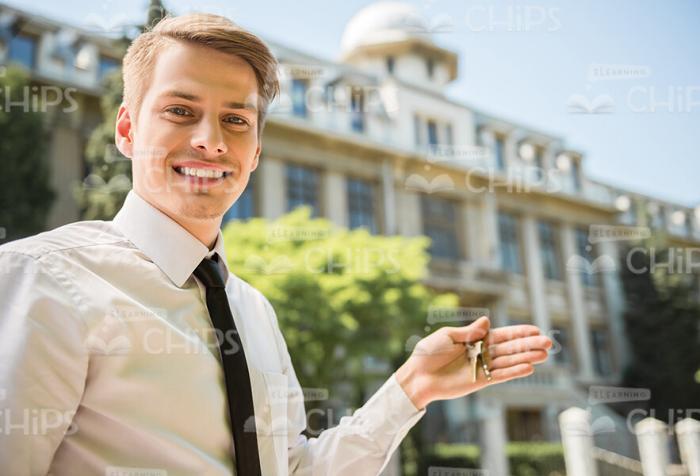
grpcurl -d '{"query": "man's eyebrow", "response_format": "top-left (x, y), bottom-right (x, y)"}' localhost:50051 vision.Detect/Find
top-left (160, 90), bottom-right (258, 112)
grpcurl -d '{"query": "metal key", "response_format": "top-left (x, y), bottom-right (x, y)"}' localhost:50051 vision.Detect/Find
top-left (466, 340), bottom-right (482, 383)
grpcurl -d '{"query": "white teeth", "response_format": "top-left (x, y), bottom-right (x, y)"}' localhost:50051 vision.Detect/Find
top-left (177, 167), bottom-right (225, 179)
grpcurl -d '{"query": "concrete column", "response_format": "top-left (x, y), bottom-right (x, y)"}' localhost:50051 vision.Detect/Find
top-left (597, 239), bottom-right (631, 373)
top-left (676, 418), bottom-right (700, 476)
top-left (463, 194), bottom-right (499, 268)
top-left (258, 156), bottom-right (286, 219)
top-left (559, 407), bottom-right (599, 476)
top-left (561, 223), bottom-right (595, 379)
top-left (522, 214), bottom-right (552, 338)
top-left (478, 397), bottom-right (510, 476)
top-left (323, 170), bottom-right (347, 227)
top-left (491, 298), bottom-right (508, 328)
top-left (396, 190), bottom-right (422, 237)
top-left (635, 417), bottom-right (670, 476)
top-left (381, 160), bottom-right (397, 235)
top-left (480, 191), bottom-right (500, 270)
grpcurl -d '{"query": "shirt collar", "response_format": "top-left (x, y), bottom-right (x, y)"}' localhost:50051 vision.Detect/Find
top-left (112, 189), bottom-right (230, 288)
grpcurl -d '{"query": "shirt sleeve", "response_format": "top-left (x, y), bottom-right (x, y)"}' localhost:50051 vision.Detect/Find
top-left (0, 251), bottom-right (89, 475)
top-left (262, 298), bottom-right (427, 476)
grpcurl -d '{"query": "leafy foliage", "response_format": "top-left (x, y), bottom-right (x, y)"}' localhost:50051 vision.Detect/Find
top-left (222, 206), bottom-right (458, 407)
top-left (0, 66), bottom-right (55, 241)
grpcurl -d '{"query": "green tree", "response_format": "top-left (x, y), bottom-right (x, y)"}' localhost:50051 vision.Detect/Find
top-left (75, 1), bottom-right (168, 220)
top-left (145, 0), bottom-right (169, 31)
top-left (621, 245), bottom-right (700, 422)
top-left (222, 207), bottom-right (458, 409)
top-left (74, 69), bottom-right (130, 220)
top-left (0, 65), bottom-right (55, 241)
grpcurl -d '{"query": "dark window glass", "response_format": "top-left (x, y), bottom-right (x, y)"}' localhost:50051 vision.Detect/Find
top-left (551, 326), bottom-right (574, 367)
top-left (291, 79), bottom-right (307, 117)
top-left (286, 164), bottom-right (319, 216)
top-left (575, 227), bottom-right (597, 286)
top-left (427, 120), bottom-right (438, 147)
top-left (538, 221), bottom-right (562, 280)
top-left (421, 196), bottom-right (460, 259)
top-left (347, 177), bottom-right (377, 233)
top-left (8, 34), bottom-right (36, 69)
top-left (591, 328), bottom-right (613, 376)
top-left (223, 173), bottom-right (256, 223)
top-left (494, 136), bottom-right (506, 171)
top-left (99, 56), bottom-right (120, 80)
top-left (350, 88), bottom-right (364, 132)
top-left (498, 212), bottom-right (522, 274)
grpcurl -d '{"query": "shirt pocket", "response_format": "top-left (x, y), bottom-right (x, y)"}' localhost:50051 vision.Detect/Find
top-left (250, 367), bottom-right (289, 476)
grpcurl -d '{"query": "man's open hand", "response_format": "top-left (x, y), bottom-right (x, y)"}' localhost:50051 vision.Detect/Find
top-left (395, 316), bottom-right (552, 410)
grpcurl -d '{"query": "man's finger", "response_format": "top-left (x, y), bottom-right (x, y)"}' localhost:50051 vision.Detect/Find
top-left (445, 316), bottom-right (490, 344)
top-left (488, 325), bottom-right (541, 345)
top-left (489, 350), bottom-right (549, 370)
top-left (488, 363), bottom-right (534, 384)
top-left (488, 335), bottom-right (552, 357)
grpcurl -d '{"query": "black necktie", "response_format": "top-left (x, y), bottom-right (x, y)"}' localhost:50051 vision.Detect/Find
top-left (193, 255), bottom-right (262, 476)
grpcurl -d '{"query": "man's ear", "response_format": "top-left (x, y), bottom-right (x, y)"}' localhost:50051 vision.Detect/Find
top-left (250, 143), bottom-right (261, 173)
top-left (115, 103), bottom-right (134, 159)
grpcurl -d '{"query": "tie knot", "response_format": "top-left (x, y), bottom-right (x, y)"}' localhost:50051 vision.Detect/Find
top-left (194, 255), bottom-right (226, 288)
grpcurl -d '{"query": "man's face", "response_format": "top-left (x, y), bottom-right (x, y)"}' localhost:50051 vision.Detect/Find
top-left (115, 41), bottom-right (261, 223)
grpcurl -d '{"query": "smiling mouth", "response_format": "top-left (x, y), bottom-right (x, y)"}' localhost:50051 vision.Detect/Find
top-left (172, 166), bottom-right (232, 179)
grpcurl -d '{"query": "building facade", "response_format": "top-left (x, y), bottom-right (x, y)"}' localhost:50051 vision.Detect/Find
top-left (2, 3), bottom-right (699, 474)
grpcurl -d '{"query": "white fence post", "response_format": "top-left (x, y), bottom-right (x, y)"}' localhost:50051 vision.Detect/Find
top-left (635, 417), bottom-right (670, 476)
top-left (559, 407), bottom-right (599, 476)
top-left (676, 418), bottom-right (700, 476)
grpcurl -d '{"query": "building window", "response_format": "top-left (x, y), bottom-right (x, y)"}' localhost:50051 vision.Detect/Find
top-left (538, 221), bottom-right (562, 280)
top-left (350, 87), bottom-right (364, 132)
top-left (286, 163), bottom-right (320, 216)
top-left (386, 56), bottom-right (395, 74)
top-left (421, 196), bottom-right (460, 260)
top-left (551, 325), bottom-right (574, 367)
top-left (8, 34), bottom-right (37, 70)
top-left (494, 136), bottom-right (506, 171)
top-left (591, 328), bottom-right (613, 376)
top-left (223, 173), bottom-right (256, 223)
top-left (575, 227), bottom-right (597, 286)
top-left (291, 78), bottom-right (307, 118)
top-left (98, 56), bottom-right (120, 80)
top-left (427, 119), bottom-right (438, 147)
top-left (506, 408), bottom-right (544, 441)
top-left (347, 178), bottom-right (377, 233)
top-left (498, 212), bottom-right (522, 274)
top-left (426, 57), bottom-right (434, 79)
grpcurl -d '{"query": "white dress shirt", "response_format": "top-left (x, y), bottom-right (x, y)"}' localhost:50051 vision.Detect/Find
top-left (0, 189), bottom-right (426, 476)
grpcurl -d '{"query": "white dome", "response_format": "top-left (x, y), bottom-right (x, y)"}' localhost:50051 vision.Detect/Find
top-left (340, 2), bottom-right (432, 55)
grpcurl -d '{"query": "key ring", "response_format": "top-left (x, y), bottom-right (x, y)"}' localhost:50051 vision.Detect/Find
top-left (477, 332), bottom-right (493, 382)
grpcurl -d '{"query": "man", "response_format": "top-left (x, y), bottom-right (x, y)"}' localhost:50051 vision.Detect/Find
top-left (0, 13), bottom-right (552, 475)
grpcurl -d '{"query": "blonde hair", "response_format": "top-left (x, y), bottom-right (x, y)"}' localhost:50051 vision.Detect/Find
top-left (122, 13), bottom-right (280, 138)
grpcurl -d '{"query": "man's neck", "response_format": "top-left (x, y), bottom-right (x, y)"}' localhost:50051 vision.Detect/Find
top-left (134, 191), bottom-right (221, 250)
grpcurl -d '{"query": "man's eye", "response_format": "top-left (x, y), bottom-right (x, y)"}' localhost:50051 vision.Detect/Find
top-left (166, 107), bottom-right (191, 116)
top-left (224, 116), bottom-right (248, 125)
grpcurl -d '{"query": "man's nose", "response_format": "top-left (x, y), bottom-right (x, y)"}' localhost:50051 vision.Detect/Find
top-left (190, 117), bottom-right (228, 156)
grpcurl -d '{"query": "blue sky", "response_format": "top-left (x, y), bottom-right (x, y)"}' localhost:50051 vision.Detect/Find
top-left (10, 0), bottom-right (700, 206)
